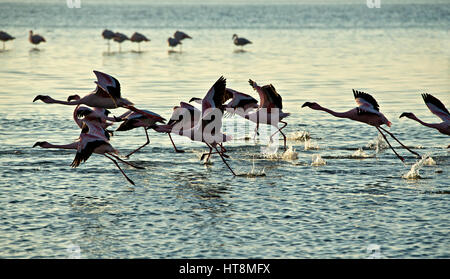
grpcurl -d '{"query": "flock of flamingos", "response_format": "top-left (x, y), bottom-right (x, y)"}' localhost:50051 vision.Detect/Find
top-left (30, 69), bottom-right (449, 185)
top-left (2, 29), bottom-right (447, 185)
top-left (0, 29), bottom-right (252, 52)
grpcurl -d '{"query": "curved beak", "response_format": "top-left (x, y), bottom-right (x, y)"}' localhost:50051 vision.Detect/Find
top-left (301, 102), bottom-right (311, 108)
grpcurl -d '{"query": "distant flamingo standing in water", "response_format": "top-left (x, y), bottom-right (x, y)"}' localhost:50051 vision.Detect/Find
top-left (302, 90), bottom-right (421, 162)
top-left (33, 70), bottom-right (160, 120)
top-left (0, 31), bottom-right (15, 50)
top-left (29, 30), bottom-right (46, 47)
top-left (113, 32), bottom-right (129, 52)
top-left (102, 29), bottom-right (115, 52)
top-left (130, 32), bottom-right (150, 52)
top-left (232, 34), bottom-right (252, 50)
top-left (33, 118), bottom-right (143, 185)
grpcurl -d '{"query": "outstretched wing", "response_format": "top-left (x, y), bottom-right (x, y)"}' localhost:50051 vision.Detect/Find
top-left (249, 80), bottom-right (282, 109)
top-left (70, 138), bottom-right (105, 168)
top-left (202, 76), bottom-right (227, 113)
top-left (353, 89), bottom-right (379, 111)
top-left (422, 93), bottom-right (450, 122)
top-left (93, 70), bottom-right (122, 99)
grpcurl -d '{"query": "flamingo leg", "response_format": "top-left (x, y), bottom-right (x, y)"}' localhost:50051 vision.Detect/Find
top-left (110, 153), bottom-right (145, 169)
top-left (219, 143), bottom-right (227, 153)
top-left (375, 127), bottom-right (404, 162)
top-left (270, 121), bottom-right (288, 150)
top-left (104, 154), bottom-right (135, 185)
top-left (200, 150), bottom-right (229, 161)
top-left (212, 144), bottom-right (236, 176)
top-left (168, 133), bottom-right (185, 153)
top-left (203, 144), bottom-right (213, 162)
top-left (125, 127), bottom-right (150, 158)
top-left (379, 126), bottom-right (421, 158)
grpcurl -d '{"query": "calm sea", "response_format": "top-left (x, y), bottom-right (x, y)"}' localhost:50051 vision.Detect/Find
top-left (0, 0), bottom-right (449, 258)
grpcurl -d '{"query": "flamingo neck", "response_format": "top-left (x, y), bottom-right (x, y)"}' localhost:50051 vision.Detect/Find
top-left (317, 105), bottom-right (348, 119)
top-left (410, 114), bottom-right (441, 129)
top-left (43, 142), bottom-right (78, 150)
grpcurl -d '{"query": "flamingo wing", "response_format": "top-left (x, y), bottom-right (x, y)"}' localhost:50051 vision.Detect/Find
top-left (353, 89), bottom-right (380, 111)
top-left (202, 76), bottom-right (227, 114)
top-left (225, 88), bottom-right (258, 109)
top-left (422, 93), bottom-right (450, 122)
top-left (93, 70), bottom-right (122, 99)
top-left (70, 136), bottom-right (106, 168)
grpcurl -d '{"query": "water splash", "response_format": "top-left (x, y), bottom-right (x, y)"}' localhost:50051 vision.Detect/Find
top-left (282, 146), bottom-right (299, 160)
top-left (304, 139), bottom-right (319, 151)
top-left (244, 158), bottom-right (266, 177)
top-left (352, 147), bottom-right (371, 158)
top-left (287, 131), bottom-right (310, 141)
top-left (423, 157), bottom-right (436, 166)
top-left (366, 134), bottom-right (388, 153)
top-left (402, 154), bottom-right (433, 179)
top-left (311, 154), bottom-right (326, 166)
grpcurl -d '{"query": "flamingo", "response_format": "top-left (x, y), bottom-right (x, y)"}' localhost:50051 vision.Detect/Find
top-left (33, 119), bottom-right (143, 185)
top-left (400, 93), bottom-right (450, 138)
top-left (174, 30), bottom-right (192, 41)
top-left (302, 89), bottom-right (421, 162)
top-left (102, 29), bottom-right (115, 52)
top-left (113, 32), bottom-right (129, 52)
top-left (115, 109), bottom-right (166, 158)
top-left (232, 34), bottom-right (252, 50)
top-left (130, 32), bottom-right (150, 52)
top-left (154, 101), bottom-right (202, 153)
top-left (154, 77), bottom-right (235, 176)
top-left (236, 79), bottom-right (290, 150)
top-left (168, 37), bottom-right (182, 52)
top-left (0, 31), bottom-right (15, 50)
top-left (29, 30), bottom-right (46, 47)
top-left (33, 70), bottom-right (159, 120)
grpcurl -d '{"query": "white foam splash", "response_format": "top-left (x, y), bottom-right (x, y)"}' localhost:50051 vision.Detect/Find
top-left (287, 131), bottom-right (310, 141)
top-left (423, 157), bottom-right (436, 166)
top-left (352, 147), bottom-right (371, 158)
top-left (311, 154), bottom-right (326, 166)
top-left (304, 139), bottom-right (319, 151)
top-left (282, 146), bottom-right (299, 160)
top-left (402, 154), bottom-right (433, 179)
top-left (367, 134), bottom-right (388, 153)
top-left (245, 158), bottom-right (266, 177)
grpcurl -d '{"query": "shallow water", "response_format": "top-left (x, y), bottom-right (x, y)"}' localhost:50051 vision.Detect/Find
top-left (0, 1), bottom-right (449, 258)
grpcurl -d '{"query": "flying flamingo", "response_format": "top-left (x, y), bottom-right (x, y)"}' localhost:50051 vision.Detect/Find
top-left (155, 101), bottom-right (202, 153)
top-left (115, 109), bottom-right (166, 158)
top-left (0, 31), bottom-right (15, 50)
top-left (154, 77), bottom-right (235, 175)
top-left (400, 93), bottom-right (450, 139)
top-left (302, 89), bottom-right (421, 162)
top-left (236, 79), bottom-right (290, 150)
top-left (33, 119), bottom-right (143, 185)
top-left (33, 70), bottom-right (159, 120)
top-left (29, 30), bottom-right (46, 47)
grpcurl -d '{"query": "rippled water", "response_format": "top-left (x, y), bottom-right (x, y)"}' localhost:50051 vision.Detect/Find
top-left (0, 1), bottom-right (449, 258)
